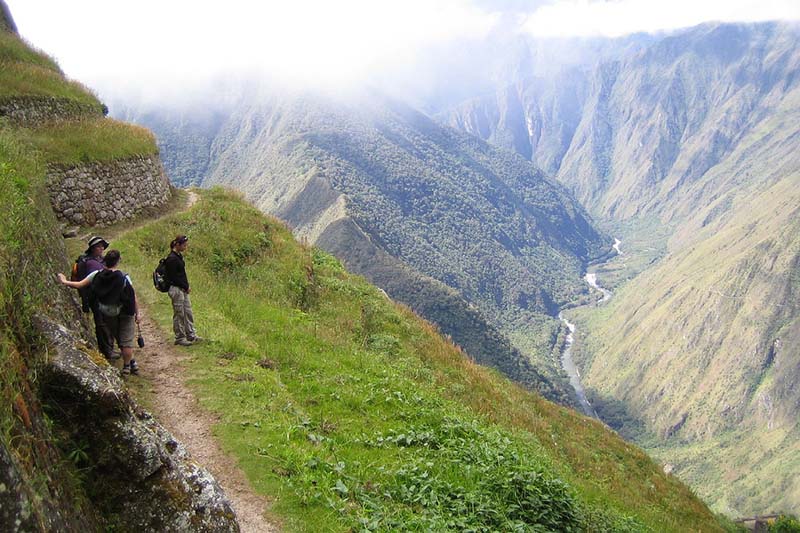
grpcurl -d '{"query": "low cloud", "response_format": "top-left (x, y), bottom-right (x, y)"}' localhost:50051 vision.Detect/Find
top-left (8, 0), bottom-right (800, 108)
top-left (9, 0), bottom-right (499, 102)
top-left (522, 0), bottom-right (800, 38)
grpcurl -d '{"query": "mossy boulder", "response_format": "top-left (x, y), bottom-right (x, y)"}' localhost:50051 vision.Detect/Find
top-left (38, 317), bottom-right (239, 532)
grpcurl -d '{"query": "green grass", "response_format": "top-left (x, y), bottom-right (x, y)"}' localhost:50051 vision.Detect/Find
top-left (19, 118), bottom-right (158, 165)
top-left (116, 188), bottom-right (725, 532)
top-left (569, 161), bottom-right (800, 517)
top-left (0, 126), bottom-right (99, 525)
top-left (588, 215), bottom-right (673, 291)
top-left (0, 31), bottom-right (101, 108)
top-left (0, 61), bottom-right (102, 108)
top-left (0, 31), bottom-right (60, 72)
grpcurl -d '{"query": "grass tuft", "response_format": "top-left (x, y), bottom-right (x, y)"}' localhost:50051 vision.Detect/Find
top-left (19, 118), bottom-right (158, 165)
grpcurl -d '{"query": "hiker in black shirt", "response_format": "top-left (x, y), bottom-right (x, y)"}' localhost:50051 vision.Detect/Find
top-left (59, 249), bottom-right (140, 375)
top-left (165, 235), bottom-right (199, 346)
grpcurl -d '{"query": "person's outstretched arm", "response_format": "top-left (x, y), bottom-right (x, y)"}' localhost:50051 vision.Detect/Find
top-left (57, 272), bottom-right (92, 289)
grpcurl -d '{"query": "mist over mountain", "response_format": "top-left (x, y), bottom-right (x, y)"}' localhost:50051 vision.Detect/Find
top-left (444, 22), bottom-right (800, 219)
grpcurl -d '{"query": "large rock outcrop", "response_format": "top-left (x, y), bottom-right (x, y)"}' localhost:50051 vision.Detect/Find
top-left (37, 317), bottom-right (239, 532)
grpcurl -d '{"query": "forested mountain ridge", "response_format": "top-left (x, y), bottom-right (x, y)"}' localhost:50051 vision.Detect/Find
top-left (126, 89), bottom-right (611, 405)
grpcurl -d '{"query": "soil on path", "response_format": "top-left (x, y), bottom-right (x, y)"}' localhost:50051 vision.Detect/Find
top-left (129, 189), bottom-right (279, 532)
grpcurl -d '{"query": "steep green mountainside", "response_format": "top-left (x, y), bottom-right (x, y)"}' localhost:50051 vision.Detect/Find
top-left (115, 187), bottom-right (729, 532)
top-left (0, 22), bottom-right (167, 530)
top-left (442, 21), bottom-right (800, 516)
top-left (0, 116), bottom-right (104, 533)
top-left (124, 89), bottom-right (611, 405)
top-left (570, 85), bottom-right (800, 516)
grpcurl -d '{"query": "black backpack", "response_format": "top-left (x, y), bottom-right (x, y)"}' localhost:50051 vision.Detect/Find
top-left (153, 258), bottom-right (170, 292)
top-left (91, 270), bottom-right (134, 317)
top-left (70, 254), bottom-right (91, 312)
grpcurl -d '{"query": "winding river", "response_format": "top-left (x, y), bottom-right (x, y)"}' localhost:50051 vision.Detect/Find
top-left (558, 312), bottom-right (599, 418)
top-left (558, 239), bottom-right (620, 418)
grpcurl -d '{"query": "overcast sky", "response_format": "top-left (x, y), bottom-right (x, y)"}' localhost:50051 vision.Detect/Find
top-left (7, 0), bottom-right (800, 101)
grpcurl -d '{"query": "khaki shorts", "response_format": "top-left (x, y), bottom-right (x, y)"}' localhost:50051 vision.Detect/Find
top-left (107, 314), bottom-right (135, 348)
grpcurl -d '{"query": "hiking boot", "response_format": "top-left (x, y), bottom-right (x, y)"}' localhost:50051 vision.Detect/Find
top-left (187, 335), bottom-right (204, 343)
top-left (129, 360), bottom-right (139, 375)
top-left (105, 350), bottom-right (121, 360)
top-left (175, 339), bottom-right (194, 346)
top-left (121, 364), bottom-right (131, 375)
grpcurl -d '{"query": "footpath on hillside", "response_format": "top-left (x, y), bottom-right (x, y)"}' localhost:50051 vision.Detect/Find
top-left (104, 190), bottom-right (278, 533)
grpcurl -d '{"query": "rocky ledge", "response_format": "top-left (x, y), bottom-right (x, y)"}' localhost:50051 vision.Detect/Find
top-left (37, 317), bottom-right (239, 532)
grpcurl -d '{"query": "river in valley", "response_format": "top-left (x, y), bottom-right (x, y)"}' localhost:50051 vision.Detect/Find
top-left (558, 239), bottom-right (620, 418)
top-left (558, 312), bottom-right (599, 418)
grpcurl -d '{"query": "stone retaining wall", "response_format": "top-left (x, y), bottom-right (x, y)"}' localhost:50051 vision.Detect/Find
top-left (48, 154), bottom-right (172, 227)
top-left (0, 95), bottom-right (103, 127)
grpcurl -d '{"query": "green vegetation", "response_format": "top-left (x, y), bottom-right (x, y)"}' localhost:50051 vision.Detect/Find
top-left (566, 92), bottom-right (800, 515)
top-left (444, 22), bottom-right (800, 517)
top-left (116, 188), bottom-right (724, 532)
top-left (771, 515), bottom-right (800, 532)
top-left (0, 30), bottom-right (60, 72)
top-left (19, 118), bottom-right (158, 165)
top-left (0, 126), bottom-right (99, 528)
top-left (0, 29), bottom-right (153, 167)
top-left (0, 61), bottom-right (102, 107)
top-left (0, 31), bottom-right (100, 107)
top-left (588, 216), bottom-right (673, 291)
top-left (0, 129), bottom-right (59, 435)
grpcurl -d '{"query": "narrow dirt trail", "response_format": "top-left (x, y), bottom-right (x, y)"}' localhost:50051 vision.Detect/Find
top-left (130, 189), bottom-right (278, 532)
top-left (135, 309), bottom-right (278, 533)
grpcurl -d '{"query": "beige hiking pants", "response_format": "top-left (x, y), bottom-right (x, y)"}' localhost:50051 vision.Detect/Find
top-left (168, 286), bottom-right (196, 341)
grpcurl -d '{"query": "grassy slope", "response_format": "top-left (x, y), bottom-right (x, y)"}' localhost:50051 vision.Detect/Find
top-left (116, 188), bottom-right (727, 532)
top-left (569, 90), bottom-right (800, 516)
top-left (191, 94), bottom-right (608, 390)
top-left (0, 126), bottom-right (103, 528)
top-left (0, 31), bottom-right (101, 107)
top-left (18, 118), bottom-right (158, 165)
top-left (0, 30), bottom-right (156, 164)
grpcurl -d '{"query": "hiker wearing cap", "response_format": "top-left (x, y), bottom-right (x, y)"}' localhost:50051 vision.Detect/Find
top-left (81, 236), bottom-right (114, 359)
top-left (58, 250), bottom-right (141, 375)
top-left (165, 235), bottom-right (199, 346)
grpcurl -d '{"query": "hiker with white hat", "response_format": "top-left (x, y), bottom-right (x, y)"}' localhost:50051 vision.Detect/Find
top-left (72, 236), bottom-right (115, 359)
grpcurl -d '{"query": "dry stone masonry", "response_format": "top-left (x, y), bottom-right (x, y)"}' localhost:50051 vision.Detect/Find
top-left (48, 155), bottom-right (173, 227)
top-left (0, 96), bottom-right (103, 127)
